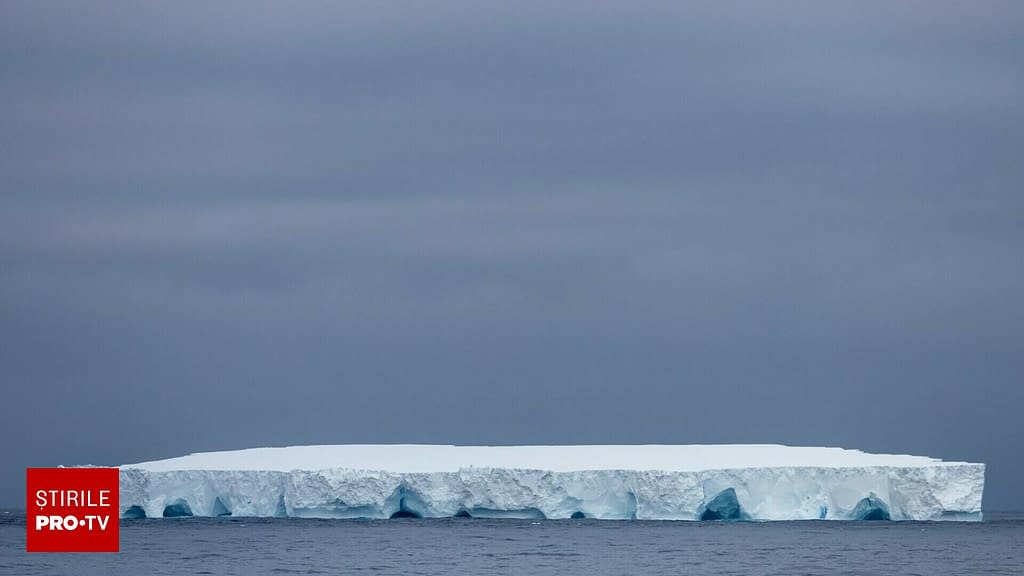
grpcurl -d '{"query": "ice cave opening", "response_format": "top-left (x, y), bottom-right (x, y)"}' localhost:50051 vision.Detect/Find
top-left (390, 509), bottom-right (422, 519)
top-left (212, 496), bottom-right (232, 517)
top-left (389, 496), bottom-right (424, 519)
top-left (162, 499), bottom-right (194, 518)
top-left (123, 505), bottom-right (147, 519)
top-left (851, 496), bottom-right (891, 521)
top-left (699, 488), bottom-right (746, 521)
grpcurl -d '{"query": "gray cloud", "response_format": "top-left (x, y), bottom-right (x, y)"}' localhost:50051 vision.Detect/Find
top-left (1, 1), bottom-right (1022, 509)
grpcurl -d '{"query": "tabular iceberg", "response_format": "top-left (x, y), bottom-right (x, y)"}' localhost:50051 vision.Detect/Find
top-left (116, 444), bottom-right (984, 521)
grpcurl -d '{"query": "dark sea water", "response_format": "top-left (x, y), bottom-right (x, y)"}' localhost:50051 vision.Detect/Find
top-left (2, 511), bottom-right (1022, 575)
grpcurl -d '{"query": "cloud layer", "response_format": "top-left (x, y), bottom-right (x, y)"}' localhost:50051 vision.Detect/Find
top-left (1, 1), bottom-right (1022, 508)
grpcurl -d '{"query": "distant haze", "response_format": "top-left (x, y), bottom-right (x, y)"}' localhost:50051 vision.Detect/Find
top-left (1, 1), bottom-right (1022, 509)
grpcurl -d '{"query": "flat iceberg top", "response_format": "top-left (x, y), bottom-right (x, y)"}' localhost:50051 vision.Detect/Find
top-left (122, 444), bottom-right (973, 473)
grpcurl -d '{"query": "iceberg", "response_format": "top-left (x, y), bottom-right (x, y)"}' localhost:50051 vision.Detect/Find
top-left (116, 444), bottom-right (984, 521)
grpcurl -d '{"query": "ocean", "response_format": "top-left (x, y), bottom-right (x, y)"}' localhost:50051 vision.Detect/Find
top-left (2, 511), bottom-right (1022, 575)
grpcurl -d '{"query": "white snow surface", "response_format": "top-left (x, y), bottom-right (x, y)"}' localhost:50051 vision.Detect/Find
top-left (117, 444), bottom-right (985, 521)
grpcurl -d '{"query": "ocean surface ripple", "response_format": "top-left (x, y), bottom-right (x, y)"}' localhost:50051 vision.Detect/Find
top-left (2, 511), bottom-right (1022, 575)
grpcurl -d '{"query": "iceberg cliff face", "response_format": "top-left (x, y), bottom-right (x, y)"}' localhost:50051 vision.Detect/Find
top-left (116, 445), bottom-right (984, 521)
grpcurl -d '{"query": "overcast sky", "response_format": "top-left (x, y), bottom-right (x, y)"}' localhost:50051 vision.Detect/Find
top-left (1, 1), bottom-right (1022, 509)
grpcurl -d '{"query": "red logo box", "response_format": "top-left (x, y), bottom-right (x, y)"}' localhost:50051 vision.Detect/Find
top-left (26, 468), bottom-right (119, 553)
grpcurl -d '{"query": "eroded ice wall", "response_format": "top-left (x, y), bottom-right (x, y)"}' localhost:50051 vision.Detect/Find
top-left (118, 462), bottom-right (985, 521)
